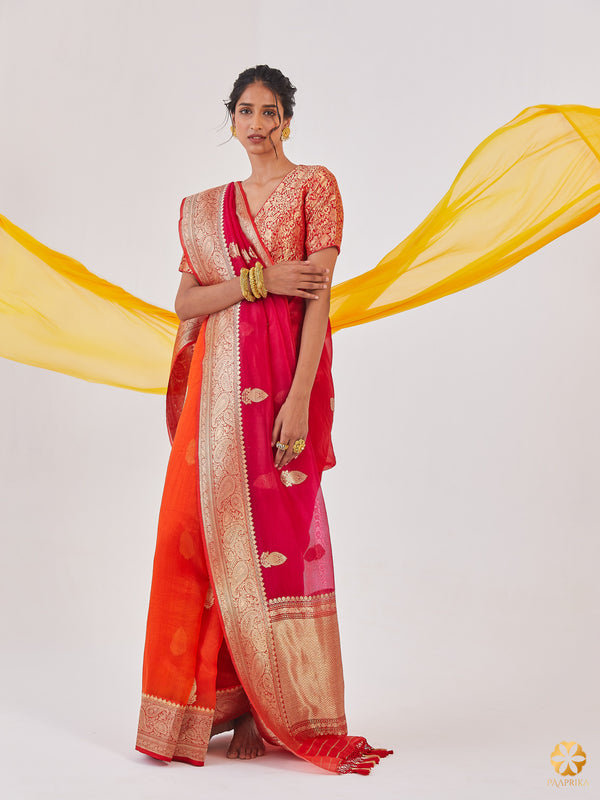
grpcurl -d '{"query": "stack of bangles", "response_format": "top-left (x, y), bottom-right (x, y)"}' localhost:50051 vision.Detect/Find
top-left (240, 262), bottom-right (268, 302)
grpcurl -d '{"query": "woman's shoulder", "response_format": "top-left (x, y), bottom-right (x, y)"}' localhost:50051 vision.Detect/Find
top-left (293, 164), bottom-right (339, 186)
top-left (182, 183), bottom-right (230, 205)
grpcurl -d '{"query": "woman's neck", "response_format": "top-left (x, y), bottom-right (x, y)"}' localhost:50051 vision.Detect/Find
top-left (245, 152), bottom-right (296, 186)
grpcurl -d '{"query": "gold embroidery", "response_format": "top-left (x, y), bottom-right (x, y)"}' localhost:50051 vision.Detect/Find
top-left (173, 706), bottom-right (214, 764)
top-left (188, 680), bottom-right (197, 705)
top-left (290, 715), bottom-right (347, 739)
top-left (268, 593), bottom-right (337, 622)
top-left (214, 685), bottom-right (250, 725)
top-left (228, 242), bottom-right (241, 259)
top-left (271, 611), bottom-right (346, 739)
top-left (180, 186), bottom-right (231, 285)
top-left (241, 387), bottom-right (268, 404)
top-left (260, 551), bottom-right (288, 568)
top-left (269, 591), bottom-right (336, 605)
top-left (241, 248), bottom-right (250, 263)
top-left (181, 193), bottom-right (282, 737)
top-left (197, 307), bottom-right (284, 732)
top-left (136, 694), bottom-right (214, 764)
top-left (137, 694), bottom-right (185, 759)
top-left (204, 584), bottom-right (214, 609)
top-left (235, 166), bottom-right (343, 266)
top-left (280, 469), bottom-right (308, 487)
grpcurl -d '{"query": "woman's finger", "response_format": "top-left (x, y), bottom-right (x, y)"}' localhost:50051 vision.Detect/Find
top-left (299, 270), bottom-right (329, 283)
top-left (274, 433), bottom-right (291, 468)
top-left (280, 434), bottom-right (306, 468)
top-left (297, 280), bottom-right (328, 292)
top-left (271, 412), bottom-right (283, 447)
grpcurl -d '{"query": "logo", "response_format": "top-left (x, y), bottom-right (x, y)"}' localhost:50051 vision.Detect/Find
top-left (548, 742), bottom-right (589, 788)
top-left (551, 742), bottom-right (586, 776)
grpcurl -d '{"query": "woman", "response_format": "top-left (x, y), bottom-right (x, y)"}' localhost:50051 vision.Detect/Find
top-left (135, 65), bottom-right (391, 774)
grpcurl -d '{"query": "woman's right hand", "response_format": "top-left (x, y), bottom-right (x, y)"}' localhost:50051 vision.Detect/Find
top-left (263, 260), bottom-right (329, 300)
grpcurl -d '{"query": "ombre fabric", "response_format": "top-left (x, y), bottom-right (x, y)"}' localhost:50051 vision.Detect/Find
top-left (137, 171), bottom-right (392, 773)
top-left (2, 105), bottom-right (600, 389)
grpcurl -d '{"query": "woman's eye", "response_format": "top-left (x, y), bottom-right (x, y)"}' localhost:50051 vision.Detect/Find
top-left (264, 110), bottom-right (276, 116)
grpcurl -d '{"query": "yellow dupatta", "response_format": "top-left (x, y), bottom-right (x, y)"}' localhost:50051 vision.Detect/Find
top-left (1, 103), bottom-right (599, 389)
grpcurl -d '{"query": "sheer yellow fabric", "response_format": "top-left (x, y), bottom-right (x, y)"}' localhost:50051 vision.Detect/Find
top-left (330, 104), bottom-right (600, 332)
top-left (0, 216), bottom-right (178, 392)
top-left (1, 103), bottom-right (599, 392)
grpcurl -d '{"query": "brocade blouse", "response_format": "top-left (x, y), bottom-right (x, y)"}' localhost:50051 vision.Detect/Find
top-left (179, 164), bottom-right (343, 276)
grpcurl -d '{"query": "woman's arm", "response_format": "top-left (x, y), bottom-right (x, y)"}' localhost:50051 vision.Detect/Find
top-left (174, 260), bottom-right (330, 321)
top-left (175, 272), bottom-right (242, 320)
top-left (272, 246), bottom-right (338, 469)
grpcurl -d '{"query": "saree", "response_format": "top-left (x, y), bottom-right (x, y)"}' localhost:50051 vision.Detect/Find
top-left (136, 168), bottom-right (391, 773)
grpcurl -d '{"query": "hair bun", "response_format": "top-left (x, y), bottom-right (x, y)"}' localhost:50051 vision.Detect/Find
top-left (225, 65), bottom-right (297, 120)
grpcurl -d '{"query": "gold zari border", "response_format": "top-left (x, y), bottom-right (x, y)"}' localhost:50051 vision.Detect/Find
top-left (137, 693), bottom-right (214, 763)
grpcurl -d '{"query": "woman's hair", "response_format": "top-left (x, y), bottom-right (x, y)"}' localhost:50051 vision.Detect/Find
top-left (225, 65), bottom-right (297, 122)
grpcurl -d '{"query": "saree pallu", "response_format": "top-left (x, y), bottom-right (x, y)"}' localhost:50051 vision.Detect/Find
top-left (136, 182), bottom-right (390, 773)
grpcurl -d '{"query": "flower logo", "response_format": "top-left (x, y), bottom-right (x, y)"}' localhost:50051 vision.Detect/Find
top-left (550, 742), bottom-right (586, 776)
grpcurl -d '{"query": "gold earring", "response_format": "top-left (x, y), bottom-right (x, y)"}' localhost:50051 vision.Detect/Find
top-left (231, 124), bottom-right (236, 137)
top-left (281, 126), bottom-right (290, 141)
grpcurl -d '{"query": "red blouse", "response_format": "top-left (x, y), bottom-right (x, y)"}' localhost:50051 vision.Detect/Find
top-left (179, 164), bottom-right (343, 275)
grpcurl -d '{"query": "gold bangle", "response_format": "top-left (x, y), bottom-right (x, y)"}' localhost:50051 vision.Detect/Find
top-left (249, 266), bottom-right (262, 299)
top-left (254, 262), bottom-right (268, 298)
top-left (240, 268), bottom-right (255, 302)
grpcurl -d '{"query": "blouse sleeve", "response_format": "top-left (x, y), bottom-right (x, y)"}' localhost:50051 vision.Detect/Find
top-left (304, 166), bottom-right (344, 255)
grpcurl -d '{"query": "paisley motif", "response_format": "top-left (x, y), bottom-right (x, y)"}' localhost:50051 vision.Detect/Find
top-left (241, 387), bottom-right (268, 404)
top-left (260, 551), bottom-right (288, 568)
top-left (280, 470), bottom-right (308, 487)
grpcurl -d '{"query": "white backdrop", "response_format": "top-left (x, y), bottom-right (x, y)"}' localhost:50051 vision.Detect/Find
top-left (1, 1), bottom-right (599, 798)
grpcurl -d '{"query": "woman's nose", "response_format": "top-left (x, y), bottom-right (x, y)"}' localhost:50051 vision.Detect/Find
top-left (250, 114), bottom-right (263, 130)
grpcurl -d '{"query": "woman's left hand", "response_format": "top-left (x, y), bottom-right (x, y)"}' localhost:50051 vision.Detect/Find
top-left (271, 395), bottom-right (309, 469)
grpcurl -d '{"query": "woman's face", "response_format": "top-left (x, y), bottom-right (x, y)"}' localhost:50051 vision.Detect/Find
top-left (233, 82), bottom-right (289, 155)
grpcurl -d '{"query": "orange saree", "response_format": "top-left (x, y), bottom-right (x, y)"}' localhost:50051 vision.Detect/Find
top-left (136, 167), bottom-right (391, 773)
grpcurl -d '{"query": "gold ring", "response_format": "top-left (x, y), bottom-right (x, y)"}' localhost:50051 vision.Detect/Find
top-left (292, 438), bottom-right (306, 455)
top-left (275, 441), bottom-right (289, 451)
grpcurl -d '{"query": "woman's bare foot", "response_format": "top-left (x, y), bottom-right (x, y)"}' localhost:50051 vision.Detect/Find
top-left (226, 712), bottom-right (265, 759)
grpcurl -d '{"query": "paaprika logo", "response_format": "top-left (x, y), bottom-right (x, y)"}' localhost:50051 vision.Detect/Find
top-left (551, 742), bottom-right (586, 776)
top-left (548, 741), bottom-right (589, 788)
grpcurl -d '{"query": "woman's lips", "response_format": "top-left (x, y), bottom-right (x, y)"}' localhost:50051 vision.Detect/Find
top-left (248, 135), bottom-right (265, 142)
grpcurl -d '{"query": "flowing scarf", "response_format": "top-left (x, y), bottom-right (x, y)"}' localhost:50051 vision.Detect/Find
top-left (2, 104), bottom-right (600, 391)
